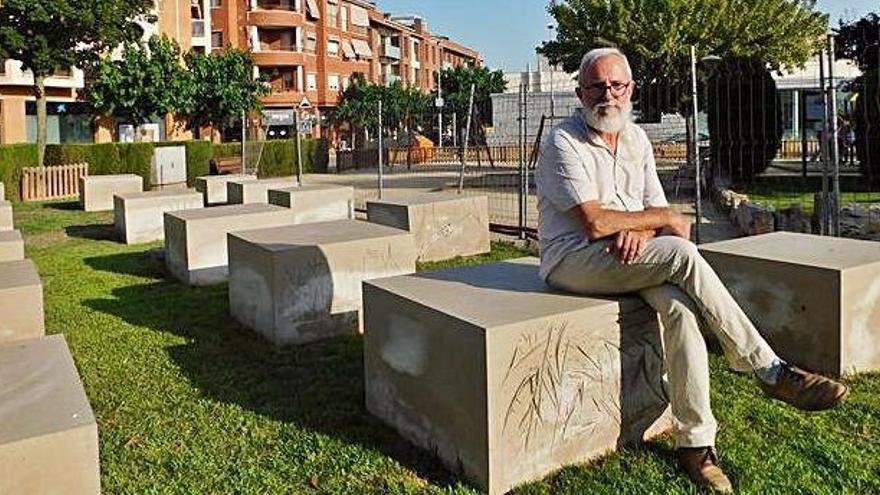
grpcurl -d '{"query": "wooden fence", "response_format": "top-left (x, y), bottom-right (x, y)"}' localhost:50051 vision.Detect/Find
top-left (21, 163), bottom-right (89, 202)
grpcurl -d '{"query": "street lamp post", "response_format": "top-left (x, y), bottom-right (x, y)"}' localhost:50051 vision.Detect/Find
top-left (547, 24), bottom-right (556, 119)
top-left (690, 46), bottom-right (722, 245)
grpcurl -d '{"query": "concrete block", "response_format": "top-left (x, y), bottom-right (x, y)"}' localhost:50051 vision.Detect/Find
top-left (267, 184), bottom-right (354, 224)
top-left (0, 230), bottom-right (25, 261)
top-left (0, 182), bottom-right (5, 201)
top-left (0, 259), bottom-right (44, 345)
top-left (366, 193), bottom-right (490, 262)
top-left (0, 200), bottom-right (12, 230)
top-left (164, 203), bottom-right (296, 286)
top-left (79, 174), bottom-right (143, 212)
top-left (700, 232), bottom-right (880, 376)
top-left (227, 177), bottom-right (298, 204)
top-left (0, 334), bottom-right (100, 494)
top-left (194, 174), bottom-right (256, 205)
top-left (364, 258), bottom-right (670, 495)
top-left (114, 189), bottom-right (203, 244)
top-left (229, 220), bottom-right (416, 345)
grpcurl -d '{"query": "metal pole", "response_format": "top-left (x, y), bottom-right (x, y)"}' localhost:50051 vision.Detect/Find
top-left (518, 79), bottom-right (526, 239)
top-left (378, 99), bottom-right (384, 199)
top-left (458, 84), bottom-right (476, 193)
top-left (818, 49), bottom-right (830, 235)
top-left (294, 109), bottom-right (303, 186)
top-left (548, 24), bottom-right (555, 119)
top-left (690, 45), bottom-right (702, 244)
top-left (452, 112), bottom-right (458, 148)
top-left (241, 110), bottom-right (247, 173)
top-left (827, 35), bottom-right (840, 237)
top-left (437, 54), bottom-right (443, 149)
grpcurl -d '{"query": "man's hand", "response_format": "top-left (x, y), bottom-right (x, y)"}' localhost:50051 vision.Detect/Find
top-left (607, 229), bottom-right (654, 264)
top-left (661, 211), bottom-right (692, 240)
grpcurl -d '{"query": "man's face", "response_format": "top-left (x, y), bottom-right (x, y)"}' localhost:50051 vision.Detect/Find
top-left (575, 55), bottom-right (634, 133)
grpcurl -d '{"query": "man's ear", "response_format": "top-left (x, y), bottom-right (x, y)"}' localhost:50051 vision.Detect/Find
top-left (575, 86), bottom-right (582, 100)
top-left (626, 82), bottom-right (636, 99)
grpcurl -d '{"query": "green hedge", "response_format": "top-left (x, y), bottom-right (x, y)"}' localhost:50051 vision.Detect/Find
top-left (0, 138), bottom-right (328, 201)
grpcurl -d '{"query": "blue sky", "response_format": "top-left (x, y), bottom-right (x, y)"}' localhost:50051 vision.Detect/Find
top-left (376, 0), bottom-right (878, 71)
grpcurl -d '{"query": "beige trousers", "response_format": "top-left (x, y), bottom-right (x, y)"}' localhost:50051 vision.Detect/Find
top-left (546, 235), bottom-right (778, 448)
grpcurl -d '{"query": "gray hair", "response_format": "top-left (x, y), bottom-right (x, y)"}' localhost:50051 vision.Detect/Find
top-left (577, 48), bottom-right (633, 87)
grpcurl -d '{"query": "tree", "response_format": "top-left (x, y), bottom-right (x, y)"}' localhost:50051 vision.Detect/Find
top-left (435, 65), bottom-right (506, 142)
top-left (85, 36), bottom-right (192, 139)
top-left (539, 0), bottom-right (828, 180)
top-left (0, 0), bottom-right (153, 165)
top-left (181, 48), bottom-right (270, 140)
top-left (834, 13), bottom-right (879, 73)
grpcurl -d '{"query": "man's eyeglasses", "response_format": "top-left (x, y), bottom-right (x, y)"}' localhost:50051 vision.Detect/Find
top-left (581, 81), bottom-right (632, 98)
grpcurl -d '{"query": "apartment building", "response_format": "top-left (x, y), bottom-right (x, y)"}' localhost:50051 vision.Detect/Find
top-left (212, 0), bottom-right (481, 134)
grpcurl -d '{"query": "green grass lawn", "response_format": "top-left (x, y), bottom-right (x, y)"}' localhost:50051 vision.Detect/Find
top-left (14, 200), bottom-right (880, 494)
top-left (743, 189), bottom-right (880, 216)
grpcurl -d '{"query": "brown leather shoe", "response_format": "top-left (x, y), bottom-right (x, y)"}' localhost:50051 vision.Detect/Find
top-left (759, 365), bottom-right (849, 411)
top-left (677, 447), bottom-right (733, 493)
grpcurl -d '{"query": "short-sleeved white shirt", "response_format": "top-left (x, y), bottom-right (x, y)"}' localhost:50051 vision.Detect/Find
top-left (535, 108), bottom-right (668, 280)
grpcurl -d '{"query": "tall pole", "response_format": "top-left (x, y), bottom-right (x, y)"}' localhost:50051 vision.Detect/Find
top-left (241, 110), bottom-right (247, 173)
top-left (547, 24), bottom-right (556, 119)
top-left (452, 112), bottom-right (458, 147)
top-left (437, 48), bottom-right (444, 149)
top-left (819, 48), bottom-right (830, 235)
top-left (827, 35), bottom-right (840, 237)
top-left (518, 79), bottom-right (526, 239)
top-left (378, 99), bottom-right (384, 199)
top-left (458, 84), bottom-right (476, 193)
top-left (294, 109), bottom-right (303, 186)
top-left (690, 46), bottom-right (702, 244)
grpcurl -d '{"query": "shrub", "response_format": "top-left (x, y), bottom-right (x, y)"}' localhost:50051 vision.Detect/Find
top-left (0, 144), bottom-right (38, 202)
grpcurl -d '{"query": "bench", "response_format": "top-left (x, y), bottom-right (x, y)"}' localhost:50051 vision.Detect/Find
top-left (363, 257), bottom-right (671, 495)
top-left (267, 184), bottom-right (354, 224)
top-left (194, 174), bottom-right (256, 205)
top-left (0, 259), bottom-right (44, 345)
top-left (114, 189), bottom-right (204, 244)
top-left (700, 231), bottom-right (880, 376)
top-left (0, 200), bottom-right (11, 230)
top-left (226, 177), bottom-right (299, 205)
top-left (229, 219), bottom-right (416, 345)
top-left (0, 335), bottom-right (100, 493)
top-left (79, 174), bottom-right (143, 212)
top-left (210, 157), bottom-right (243, 175)
top-left (0, 230), bottom-right (24, 262)
top-left (366, 193), bottom-right (490, 262)
top-left (163, 203), bottom-right (296, 286)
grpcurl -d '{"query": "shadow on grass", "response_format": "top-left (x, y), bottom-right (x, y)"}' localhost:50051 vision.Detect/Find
top-left (65, 223), bottom-right (118, 241)
top-left (82, 250), bottom-right (461, 490)
top-left (84, 249), bottom-right (166, 279)
top-left (45, 200), bottom-right (82, 211)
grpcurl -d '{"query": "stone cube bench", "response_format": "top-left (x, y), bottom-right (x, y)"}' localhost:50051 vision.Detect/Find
top-left (700, 231), bottom-right (880, 376)
top-left (229, 219), bottom-right (416, 345)
top-left (364, 257), bottom-right (670, 495)
top-left (267, 184), bottom-right (354, 224)
top-left (114, 189), bottom-right (203, 244)
top-left (164, 203), bottom-right (296, 286)
top-left (0, 181), bottom-right (5, 201)
top-left (227, 177), bottom-right (299, 205)
top-left (194, 174), bottom-right (256, 205)
top-left (366, 193), bottom-right (490, 262)
top-left (0, 200), bottom-right (12, 230)
top-left (79, 174), bottom-right (143, 212)
top-left (0, 259), bottom-right (44, 345)
top-left (0, 230), bottom-right (24, 262)
top-left (0, 334), bottom-right (100, 494)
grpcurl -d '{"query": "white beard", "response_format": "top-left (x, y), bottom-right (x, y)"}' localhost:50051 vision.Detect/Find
top-left (584, 101), bottom-right (633, 133)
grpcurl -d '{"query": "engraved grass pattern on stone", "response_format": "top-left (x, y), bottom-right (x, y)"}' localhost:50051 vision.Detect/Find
top-left (501, 321), bottom-right (621, 450)
top-left (412, 202), bottom-right (485, 260)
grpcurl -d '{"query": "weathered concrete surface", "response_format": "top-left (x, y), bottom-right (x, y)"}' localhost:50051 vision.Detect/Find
top-left (164, 203), bottom-right (296, 286)
top-left (0, 182), bottom-right (5, 201)
top-left (227, 177), bottom-right (298, 204)
top-left (0, 200), bottom-right (12, 230)
top-left (79, 174), bottom-right (143, 212)
top-left (700, 231), bottom-right (880, 376)
top-left (194, 174), bottom-right (256, 205)
top-left (268, 184), bottom-right (354, 224)
top-left (114, 189), bottom-right (203, 244)
top-left (229, 220), bottom-right (416, 345)
top-left (364, 257), bottom-right (670, 495)
top-left (0, 259), bottom-right (44, 344)
top-left (366, 193), bottom-right (490, 262)
top-left (0, 229), bottom-right (25, 262)
top-left (0, 334), bottom-right (100, 494)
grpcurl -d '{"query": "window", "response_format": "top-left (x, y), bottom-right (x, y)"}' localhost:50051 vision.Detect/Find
top-left (306, 73), bottom-right (317, 91)
top-left (327, 0), bottom-right (338, 28)
top-left (305, 33), bottom-right (317, 53)
top-left (328, 74), bottom-right (339, 91)
top-left (342, 76), bottom-right (350, 90)
top-left (340, 6), bottom-right (347, 32)
top-left (210, 0), bottom-right (221, 7)
top-left (327, 39), bottom-right (339, 56)
top-left (211, 31), bottom-right (224, 49)
top-left (282, 71), bottom-right (295, 91)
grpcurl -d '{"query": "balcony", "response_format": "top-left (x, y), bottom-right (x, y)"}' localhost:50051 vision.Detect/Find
top-left (249, 8), bottom-right (305, 27)
top-left (252, 51), bottom-right (310, 67)
top-left (256, 0), bottom-right (299, 10)
top-left (381, 43), bottom-right (400, 60)
top-left (192, 20), bottom-right (206, 38)
top-left (383, 74), bottom-right (401, 86)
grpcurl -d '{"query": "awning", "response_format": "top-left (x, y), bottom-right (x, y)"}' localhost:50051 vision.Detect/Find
top-left (305, 0), bottom-right (320, 20)
top-left (351, 39), bottom-right (373, 58)
top-left (350, 5), bottom-right (369, 27)
top-left (342, 40), bottom-right (356, 60)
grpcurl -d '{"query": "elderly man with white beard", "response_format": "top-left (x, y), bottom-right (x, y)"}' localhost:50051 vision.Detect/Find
top-left (535, 48), bottom-right (849, 493)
